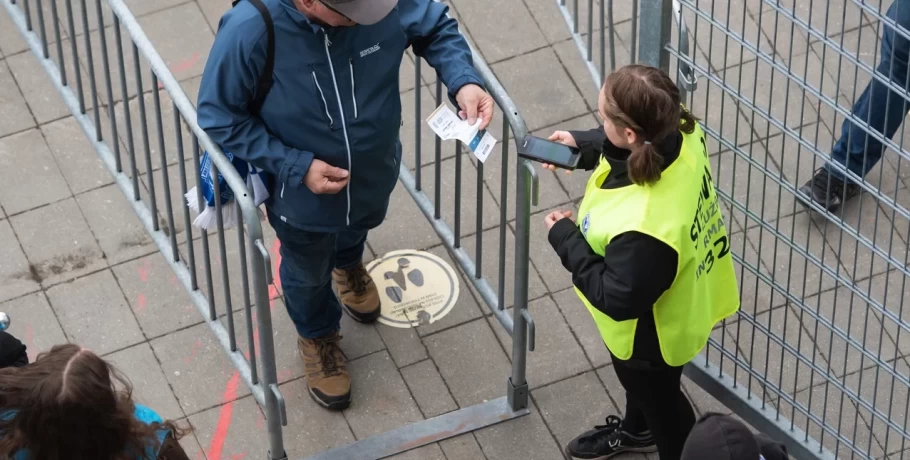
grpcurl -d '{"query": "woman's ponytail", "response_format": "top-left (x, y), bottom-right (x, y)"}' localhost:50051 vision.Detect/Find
top-left (628, 141), bottom-right (664, 185)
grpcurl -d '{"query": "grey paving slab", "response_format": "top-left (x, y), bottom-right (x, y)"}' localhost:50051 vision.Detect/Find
top-left (151, 321), bottom-right (252, 415)
top-left (10, 197), bottom-right (106, 286)
top-left (367, 182), bottom-right (441, 257)
top-left (0, 219), bottom-right (41, 303)
top-left (195, 0), bottom-right (229, 31)
top-left (386, 444), bottom-right (447, 460)
top-left (491, 296), bottom-right (590, 390)
top-left (424, 317), bottom-right (511, 407)
top-left (0, 10), bottom-right (29, 57)
top-left (184, 230), bottom-right (258, 316)
top-left (595, 364), bottom-right (627, 415)
top-left (46, 268), bottom-right (145, 354)
top-left (527, 0), bottom-right (636, 46)
top-left (784, 380), bottom-right (884, 459)
top-left (746, 212), bottom-right (847, 300)
top-left (473, 402), bottom-right (564, 460)
top-left (4, 39), bottom-right (90, 124)
top-left (839, 362), bottom-right (910, 456)
top-left (692, 78), bottom-right (764, 154)
top-left (0, 128), bottom-right (71, 216)
top-left (343, 351), bottom-right (424, 439)
top-left (113, 76), bottom-right (202, 176)
top-left (186, 394), bottom-right (270, 460)
top-left (735, 58), bottom-right (822, 133)
top-left (491, 47), bottom-right (589, 132)
top-left (681, 376), bottom-right (733, 417)
top-left (759, 0), bottom-right (870, 52)
top-left (480, 138), bottom-right (571, 219)
top-left (806, 283), bottom-right (909, 379)
top-left (399, 359), bottom-right (458, 418)
top-left (729, 230), bottom-right (786, 317)
top-left (724, 304), bottom-right (828, 398)
top-left (77, 183), bottom-right (158, 264)
top-left (41, 115), bottom-right (115, 195)
top-left (533, 370), bottom-right (617, 450)
top-left (811, 24), bottom-right (879, 107)
top-left (439, 433), bottom-right (486, 460)
top-left (278, 377), bottom-right (356, 458)
top-left (112, 254), bottom-right (201, 339)
top-left (523, 206), bottom-right (576, 294)
top-left (139, 158), bottom-right (200, 246)
top-left (0, 292), bottom-right (68, 361)
top-left (688, 0), bottom-right (773, 72)
top-left (52, 0), bottom-right (190, 38)
top-left (712, 145), bottom-right (797, 226)
top-left (375, 322), bottom-right (427, 369)
top-left (460, 224), bottom-right (548, 310)
top-left (415, 154), bottom-right (503, 235)
top-left (339, 308), bottom-right (385, 361)
top-left (451, 0), bottom-right (547, 63)
top-left (415, 245), bottom-right (485, 337)
top-left (864, 269), bottom-right (910, 353)
top-left (549, 36), bottom-right (617, 109)
top-left (551, 287), bottom-right (610, 368)
top-left (107, 341), bottom-right (184, 420)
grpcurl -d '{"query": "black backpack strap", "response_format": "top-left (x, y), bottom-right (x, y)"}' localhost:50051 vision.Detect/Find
top-left (240, 0), bottom-right (275, 114)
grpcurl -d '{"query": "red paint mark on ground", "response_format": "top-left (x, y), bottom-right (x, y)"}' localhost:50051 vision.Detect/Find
top-left (137, 293), bottom-right (147, 313)
top-left (184, 338), bottom-right (202, 364)
top-left (137, 259), bottom-right (151, 282)
top-left (277, 368), bottom-right (293, 382)
top-left (231, 454), bottom-right (247, 460)
top-left (195, 450), bottom-right (206, 460)
top-left (268, 239), bottom-right (282, 299)
top-left (207, 371), bottom-right (241, 460)
top-left (158, 53), bottom-right (201, 88)
top-left (257, 411), bottom-right (264, 430)
top-left (24, 325), bottom-right (34, 356)
top-left (169, 273), bottom-right (179, 286)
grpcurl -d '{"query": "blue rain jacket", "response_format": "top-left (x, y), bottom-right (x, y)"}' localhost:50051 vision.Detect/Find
top-left (197, 0), bottom-right (483, 231)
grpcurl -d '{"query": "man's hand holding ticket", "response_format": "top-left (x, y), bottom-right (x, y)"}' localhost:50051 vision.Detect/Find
top-left (426, 104), bottom-right (497, 163)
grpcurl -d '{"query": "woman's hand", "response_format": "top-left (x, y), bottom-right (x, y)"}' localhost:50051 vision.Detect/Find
top-left (541, 131), bottom-right (577, 174)
top-left (544, 210), bottom-right (574, 230)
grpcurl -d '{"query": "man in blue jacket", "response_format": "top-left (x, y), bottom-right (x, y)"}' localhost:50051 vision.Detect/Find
top-left (197, 0), bottom-right (492, 410)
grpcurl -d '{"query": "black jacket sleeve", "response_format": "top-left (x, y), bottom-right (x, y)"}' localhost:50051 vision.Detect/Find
top-left (547, 219), bottom-right (678, 321)
top-left (568, 128), bottom-right (607, 171)
top-left (0, 331), bottom-right (28, 369)
top-left (756, 433), bottom-right (789, 460)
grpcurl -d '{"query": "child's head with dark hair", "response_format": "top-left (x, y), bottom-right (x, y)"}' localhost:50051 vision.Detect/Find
top-left (0, 343), bottom-right (187, 459)
top-left (598, 64), bottom-right (698, 185)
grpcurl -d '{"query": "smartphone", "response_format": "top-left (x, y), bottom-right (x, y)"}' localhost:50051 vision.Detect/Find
top-left (517, 135), bottom-right (581, 170)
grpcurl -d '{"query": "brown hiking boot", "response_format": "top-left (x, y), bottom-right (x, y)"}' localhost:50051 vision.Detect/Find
top-left (298, 332), bottom-right (351, 410)
top-left (333, 263), bottom-right (381, 323)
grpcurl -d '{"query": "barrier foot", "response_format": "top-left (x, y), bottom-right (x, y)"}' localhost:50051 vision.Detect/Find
top-left (300, 396), bottom-right (529, 460)
top-left (506, 377), bottom-right (529, 411)
top-left (268, 451), bottom-right (288, 460)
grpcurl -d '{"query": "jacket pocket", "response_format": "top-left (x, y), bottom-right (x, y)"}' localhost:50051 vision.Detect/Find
top-left (311, 71), bottom-right (335, 129)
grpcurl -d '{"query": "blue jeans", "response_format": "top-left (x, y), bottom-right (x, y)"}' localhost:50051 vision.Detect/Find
top-left (267, 211), bottom-right (368, 339)
top-left (827, 0), bottom-right (910, 181)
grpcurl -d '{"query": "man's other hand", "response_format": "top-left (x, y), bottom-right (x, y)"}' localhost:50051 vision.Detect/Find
top-left (455, 84), bottom-right (494, 131)
top-left (304, 159), bottom-right (350, 194)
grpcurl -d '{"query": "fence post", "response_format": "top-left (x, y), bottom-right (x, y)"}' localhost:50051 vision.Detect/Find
top-left (638, 0), bottom-right (672, 72)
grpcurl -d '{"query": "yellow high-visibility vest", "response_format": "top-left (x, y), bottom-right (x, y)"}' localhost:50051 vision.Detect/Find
top-left (573, 123), bottom-right (740, 366)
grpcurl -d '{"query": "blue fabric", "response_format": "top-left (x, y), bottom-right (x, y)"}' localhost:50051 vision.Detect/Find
top-left (197, 148), bottom-right (266, 209)
top-left (827, 0), bottom-right (910, 181)
top-left (197, 0), bottom-right (483, 232)
top-left (267, 211), bottom-right (368, 337)
top-left (8, 404), bottom-right (168, 460)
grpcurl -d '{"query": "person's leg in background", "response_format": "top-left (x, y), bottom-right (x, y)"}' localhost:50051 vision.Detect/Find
top-left (611, 354), bottom-right (696, 460)
top-left (800, 0), bottom-right (910, 212)
top-left (267, 211), bottom-right (350, 410)
top-left (332, 227), bottom-right (381, 323)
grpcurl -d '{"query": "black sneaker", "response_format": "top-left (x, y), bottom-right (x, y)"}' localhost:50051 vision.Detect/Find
top-left (565, 415), bottom-right (658, 459)
top-left (797, 168), bottom-right (861, 213)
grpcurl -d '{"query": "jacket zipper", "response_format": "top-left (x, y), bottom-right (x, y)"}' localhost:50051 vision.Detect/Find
top-left (311, 72), bottom-right (334, 128)
top-left (323, 32), bottom-right (353, 226)
top-left (349, 58), bottom-right (358, 119)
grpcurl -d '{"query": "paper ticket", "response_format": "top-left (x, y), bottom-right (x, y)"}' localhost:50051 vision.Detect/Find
top-left (426, 104), bottom-right (497, 163)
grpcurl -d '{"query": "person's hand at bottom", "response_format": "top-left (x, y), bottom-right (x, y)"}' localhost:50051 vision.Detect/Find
top-left (544, 210), bottom-right (574, 230)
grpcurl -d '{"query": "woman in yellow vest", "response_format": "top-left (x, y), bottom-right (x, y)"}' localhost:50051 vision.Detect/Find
top-left (543, 64), bottom-right (740, 460)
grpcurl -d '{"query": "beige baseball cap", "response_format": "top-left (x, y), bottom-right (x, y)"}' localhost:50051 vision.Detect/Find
top-left (323, 0), bottom-right (398, 25)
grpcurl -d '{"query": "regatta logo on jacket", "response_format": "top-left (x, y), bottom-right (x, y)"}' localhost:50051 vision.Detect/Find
top-left (360, 43), bottom-right (381, 57)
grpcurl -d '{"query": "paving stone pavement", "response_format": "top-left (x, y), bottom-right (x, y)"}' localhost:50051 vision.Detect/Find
top-left (3, 0), bottom-right (910, 458)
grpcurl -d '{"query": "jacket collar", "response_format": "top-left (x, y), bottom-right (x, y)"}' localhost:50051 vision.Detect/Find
top-left (598, 131), bottom-right (683, 189)
top-left (279, 0), bottom-right (325, 33)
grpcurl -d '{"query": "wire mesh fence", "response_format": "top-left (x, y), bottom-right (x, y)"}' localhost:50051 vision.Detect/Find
top-left (558, 0), bottom-right (910, 458)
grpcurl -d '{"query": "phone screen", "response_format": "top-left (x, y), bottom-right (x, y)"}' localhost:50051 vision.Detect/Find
top-left (522, 136), bottom-right (578, 166)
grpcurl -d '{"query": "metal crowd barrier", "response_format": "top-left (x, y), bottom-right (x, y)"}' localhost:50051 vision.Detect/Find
top-left (559, 0), bottom-right (910, 458)
top-left (1, 0), bottom-right (537, 457)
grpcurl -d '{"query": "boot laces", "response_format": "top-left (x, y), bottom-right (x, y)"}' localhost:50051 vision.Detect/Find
top-left (314, 334), bottom-right (343, 377)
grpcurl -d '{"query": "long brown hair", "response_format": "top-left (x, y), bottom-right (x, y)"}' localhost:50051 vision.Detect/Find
top-left (0, 344), bottom-right (189, 459)
top-left (601, 64), bottom-right (698, 185)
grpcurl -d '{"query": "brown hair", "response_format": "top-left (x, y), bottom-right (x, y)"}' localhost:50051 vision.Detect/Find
top-left (600, 64), bottom-right (698, 185)
top-left (0, 344), bottom-right (189, 459)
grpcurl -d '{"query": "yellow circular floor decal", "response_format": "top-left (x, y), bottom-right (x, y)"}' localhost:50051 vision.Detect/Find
top-left (366, 250), bottom-right (460, 328)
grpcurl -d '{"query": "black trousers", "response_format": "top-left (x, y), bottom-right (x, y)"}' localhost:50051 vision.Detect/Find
top-left (611, 352), bottom-right (696, 460)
